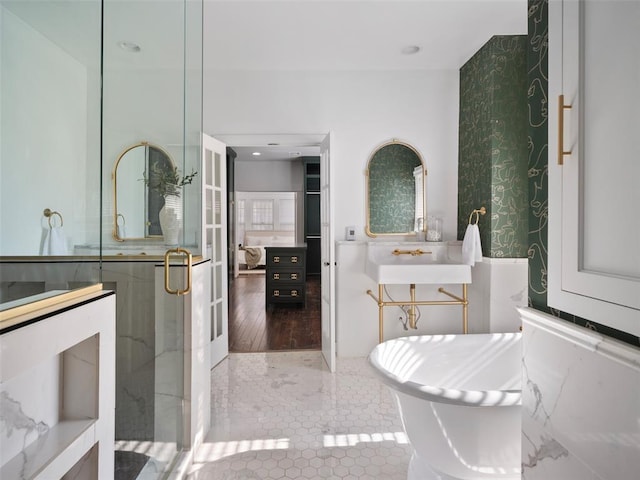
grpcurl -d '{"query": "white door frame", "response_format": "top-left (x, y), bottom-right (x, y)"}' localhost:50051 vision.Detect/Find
top-left (216, 133), bottom-right (336, 369)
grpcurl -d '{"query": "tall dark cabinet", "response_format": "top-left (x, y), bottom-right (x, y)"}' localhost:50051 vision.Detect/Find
top-left (302, 156), bottom-right (321, 275)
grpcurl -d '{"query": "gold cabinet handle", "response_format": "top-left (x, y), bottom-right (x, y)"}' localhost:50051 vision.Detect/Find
top-left (164, 248), bottom-right (193, 296)
top-left (558, 94), bottom-right (573, 165)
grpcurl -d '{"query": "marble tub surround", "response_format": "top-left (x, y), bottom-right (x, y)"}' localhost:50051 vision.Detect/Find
top-left (0, 290), bottom-right (116, 479)
top-left (466, 257), bottom-right (528, 333)
top-left (519, 307), bottom-right (640, 479)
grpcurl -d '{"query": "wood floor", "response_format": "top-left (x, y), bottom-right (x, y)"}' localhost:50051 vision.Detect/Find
top-left (228, 273), bottom-right (321, 352)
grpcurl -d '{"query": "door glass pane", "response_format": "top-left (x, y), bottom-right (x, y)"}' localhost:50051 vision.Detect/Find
top-left (581, 1), bottom-right (640, 279)
top-left (215, 264), bottom-right (223, 300)
top-left (216, 302), bottom-right (223, 340)
top-left (207, 189), bottom-right (213, 224)
top-left (216, 228), bottom-right (222, 262)
top-left (215, 190), bottom-right (222, 225)
top-left (211, 304), bottom-right (216, 341)
top-left (206, 227), bottom-right (213, 260)
top-left (214, 152), bottom-right (221, 188)
top-left (206, 149), bottom-right (213, 187)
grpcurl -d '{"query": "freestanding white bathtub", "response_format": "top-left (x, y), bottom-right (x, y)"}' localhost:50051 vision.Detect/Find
top-left (368, 333), bottom-right (521, 480)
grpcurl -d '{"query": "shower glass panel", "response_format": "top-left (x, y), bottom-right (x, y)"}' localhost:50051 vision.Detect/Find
top-left (1, 0), bottom-right (204, 477)
top-left (103, 0), bottom-right (203, 477)
top-left (0, 0), bottom-right (103, 305)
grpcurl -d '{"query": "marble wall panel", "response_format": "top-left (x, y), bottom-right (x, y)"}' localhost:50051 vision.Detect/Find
top-left (520, 307), bottom-right (640, 479)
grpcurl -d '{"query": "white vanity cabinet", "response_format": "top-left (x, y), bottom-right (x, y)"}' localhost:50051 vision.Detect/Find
top-left (548, 0), bottom-right (640, 336)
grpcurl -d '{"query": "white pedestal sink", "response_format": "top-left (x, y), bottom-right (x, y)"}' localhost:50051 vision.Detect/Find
top-left (365, 242), bottom-right (471, 285)
top-left (365, 242), bottom-right (472, 341)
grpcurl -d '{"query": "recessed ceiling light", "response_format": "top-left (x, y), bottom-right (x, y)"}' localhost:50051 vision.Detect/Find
top-left (118, 41), bottom-right (141, 53)
top-left (401, 45), bottom-right (420, 55)
top-left (252, 152), bottom-right (261, 156)
top-left (289, 152), bottom-right (301, 157)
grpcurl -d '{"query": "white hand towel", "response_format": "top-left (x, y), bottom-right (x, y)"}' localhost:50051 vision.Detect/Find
top-left (462, 224), bottom-right (483, 266)
top-left (42, 227), bottom-right (68, 255)
top-left (474, 224), bottom-right (483, 264)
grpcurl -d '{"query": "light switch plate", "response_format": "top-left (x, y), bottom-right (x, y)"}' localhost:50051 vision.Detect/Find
top-left (345, 226), bottom-right (356, 241)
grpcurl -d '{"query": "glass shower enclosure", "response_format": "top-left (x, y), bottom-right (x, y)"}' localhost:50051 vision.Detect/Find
top-left (0, 0), bottom-right (204, 477)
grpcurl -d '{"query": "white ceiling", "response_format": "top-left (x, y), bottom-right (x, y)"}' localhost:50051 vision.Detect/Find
top-left (204, 0), bottom-right (527, 72)
top-left (3, 0), bottom-right (527, 160)
top-left (207, 0), bottom-right (527, 159)
top-left (3, 0), bottom-right (527, 72)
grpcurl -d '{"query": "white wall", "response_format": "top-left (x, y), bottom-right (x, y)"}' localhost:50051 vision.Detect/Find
top-left (235, 159), bottom-right (303, 192)
top-left (204, 69), bottom-right (460, 242)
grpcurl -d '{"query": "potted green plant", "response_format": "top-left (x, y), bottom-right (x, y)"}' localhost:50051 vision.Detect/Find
top-left (143, 164), bottom-right (198, 198)
top-left (143, 165), bottom-right (198, 245)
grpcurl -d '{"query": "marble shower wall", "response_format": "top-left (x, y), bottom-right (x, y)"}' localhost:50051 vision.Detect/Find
top-left (0, 261), bottom-right (158, 440)
top-left (458, 35), bottom-right (529, 258)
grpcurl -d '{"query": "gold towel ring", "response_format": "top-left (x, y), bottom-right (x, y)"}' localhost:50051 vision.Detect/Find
top-left (468, 206), bottom-right (486, 225)
top-left (43, 208), bottom-right (63, 228)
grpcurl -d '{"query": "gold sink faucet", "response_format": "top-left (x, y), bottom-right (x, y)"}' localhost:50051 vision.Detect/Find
top-left (392, 248), bottom-right (431, 256)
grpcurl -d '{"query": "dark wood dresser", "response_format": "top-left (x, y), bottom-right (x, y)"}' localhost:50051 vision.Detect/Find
top-left (265, 245), bottom-right (307, 307)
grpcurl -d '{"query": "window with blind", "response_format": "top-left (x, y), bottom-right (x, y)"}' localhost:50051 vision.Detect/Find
top-left (236, 192), bottom-right (297, 243)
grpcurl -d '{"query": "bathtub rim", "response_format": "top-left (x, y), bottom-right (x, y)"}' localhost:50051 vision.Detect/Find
top-left (368, 333), bottom-right (522, 407)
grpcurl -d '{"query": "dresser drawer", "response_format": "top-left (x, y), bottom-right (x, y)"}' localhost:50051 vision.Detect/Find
top-left (266, 286), bottom-right (305, 303)
top-left (268, 268), bottom-right (304, 283)
top-left (266, 251), bottom-right (305, 267)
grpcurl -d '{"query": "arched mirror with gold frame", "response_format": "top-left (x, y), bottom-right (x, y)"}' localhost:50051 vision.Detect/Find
top-left (112, 141), bottom-right (174, 241)
top-left (366, 140), bottom-right (426, 237)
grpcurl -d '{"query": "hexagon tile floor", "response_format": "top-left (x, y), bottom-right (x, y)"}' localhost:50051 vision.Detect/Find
top-left (186, 351), bottom-right (411, 480)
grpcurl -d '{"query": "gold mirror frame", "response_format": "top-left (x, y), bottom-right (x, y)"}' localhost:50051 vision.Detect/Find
top-left (365, 139), bottom-right (426, 237)
top-left (112, 141), bottom-right (175, 241)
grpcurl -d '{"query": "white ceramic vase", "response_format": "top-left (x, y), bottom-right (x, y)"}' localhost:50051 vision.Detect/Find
top-left (159, 193), bottom-right (182, 245)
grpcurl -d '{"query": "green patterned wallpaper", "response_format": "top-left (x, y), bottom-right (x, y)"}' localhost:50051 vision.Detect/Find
top-left (367, 143), bottom-right (422, 235)
top-left (526, 0), bottom-right (638, 346)
top-left (458, 35), bottom-right (528, 258)
top-left (527, 0), bottom-right (549, 312)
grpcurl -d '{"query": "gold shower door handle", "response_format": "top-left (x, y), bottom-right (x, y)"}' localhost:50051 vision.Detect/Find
top-left (164, 247), bottom-right (193, 295)
top-left (558, 95), bottom-right (573, 165)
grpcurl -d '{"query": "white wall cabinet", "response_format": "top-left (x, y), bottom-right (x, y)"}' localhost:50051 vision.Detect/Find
top-left (548, 0), bottom-right (640, 336)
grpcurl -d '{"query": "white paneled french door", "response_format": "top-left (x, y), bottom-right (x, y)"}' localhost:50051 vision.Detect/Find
top-left (320, 132), bottom-right (335, 372)
top-left (202, 133), bottom-right (229, 368)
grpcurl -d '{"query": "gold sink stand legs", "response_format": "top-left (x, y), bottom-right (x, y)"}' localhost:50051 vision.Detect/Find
top-left (367, 283), bottom-right (469, 343)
